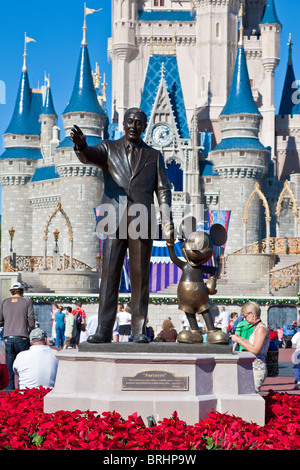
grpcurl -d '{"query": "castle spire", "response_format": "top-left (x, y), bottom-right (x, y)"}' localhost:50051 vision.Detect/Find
top-left (220, 44), bottom-right (260, 117)
top-left (63, 8), bottom-right (104, 115)
top-left (42, 73), bottom-right (57, 116)
top-left (5, 35), bottom-right (40, 135)
top-left (260, 0), bottom-right (281, 25)
top-left (278, 35), bottom-right (300, 117)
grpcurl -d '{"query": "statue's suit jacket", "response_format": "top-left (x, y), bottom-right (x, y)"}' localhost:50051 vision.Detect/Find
top-left (75, 136), bottom-right (172, 234)
top-left (75, 136), bottom-right (172, 337)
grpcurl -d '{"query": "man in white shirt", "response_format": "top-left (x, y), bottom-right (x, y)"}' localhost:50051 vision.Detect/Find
top-left (13, 328), bottom-right (58, 389)
top-left (215, 307), bottom-right (231, 333)
top-left (292, 331), bottom-right (300, 349)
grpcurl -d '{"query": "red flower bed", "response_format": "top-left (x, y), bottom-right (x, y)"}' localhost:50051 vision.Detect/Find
top-left (0, 388), bottom-right (299, 450)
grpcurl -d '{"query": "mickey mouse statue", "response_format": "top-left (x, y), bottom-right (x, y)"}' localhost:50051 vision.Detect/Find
top-left (167, 223), bottom-right (230, 344)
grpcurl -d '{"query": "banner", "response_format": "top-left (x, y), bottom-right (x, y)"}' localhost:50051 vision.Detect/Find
top-left (207, 209), bottom-right (231, 259)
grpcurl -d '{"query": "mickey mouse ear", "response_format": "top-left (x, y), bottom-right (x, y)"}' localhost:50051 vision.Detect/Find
top-left (209, 223), bottom-right (227, 247)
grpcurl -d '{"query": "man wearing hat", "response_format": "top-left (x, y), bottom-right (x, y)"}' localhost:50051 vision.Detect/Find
top-left (0, 281), bottom-right (35, 390)
top-left (13, 328), bottom-right (58, 389)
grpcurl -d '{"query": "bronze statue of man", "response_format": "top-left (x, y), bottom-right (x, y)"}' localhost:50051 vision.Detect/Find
top-left (70, 108), bottom-right (174, 343)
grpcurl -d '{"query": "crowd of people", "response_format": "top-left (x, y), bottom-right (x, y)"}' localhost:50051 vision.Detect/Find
top-left (51, 301), bottom-right (86, 349)
top-left (0, 283), bottom-right (89, 391)
top-left (0, 282), bottom-right (300, 394)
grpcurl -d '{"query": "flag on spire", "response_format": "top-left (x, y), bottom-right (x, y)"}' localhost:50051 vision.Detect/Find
top-left (85, 6), bottom-right (102, 15)
top-left (25, 34), bottom-right (36, 44)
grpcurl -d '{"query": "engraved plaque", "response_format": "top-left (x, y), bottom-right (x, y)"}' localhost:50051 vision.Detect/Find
top-left (122, 370), bottom-right (189, 391)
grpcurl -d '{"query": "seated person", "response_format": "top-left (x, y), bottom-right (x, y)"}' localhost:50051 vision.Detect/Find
top-left (13, 328), bottom-right (58, 389)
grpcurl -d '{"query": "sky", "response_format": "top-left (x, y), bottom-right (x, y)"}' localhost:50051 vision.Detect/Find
top-left (0, 0), bottom-right (299, 208)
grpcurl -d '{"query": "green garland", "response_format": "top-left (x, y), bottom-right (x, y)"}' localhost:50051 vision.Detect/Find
top-left (25, 293), bottom-right (300, 306)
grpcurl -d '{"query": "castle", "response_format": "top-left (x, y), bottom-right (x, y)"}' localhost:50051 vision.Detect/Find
top-left (1, 0), bottom-right (300, 296)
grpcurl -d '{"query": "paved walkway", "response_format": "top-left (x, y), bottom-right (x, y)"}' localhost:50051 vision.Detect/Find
top-left (260, 348), bottom-right (300, 395)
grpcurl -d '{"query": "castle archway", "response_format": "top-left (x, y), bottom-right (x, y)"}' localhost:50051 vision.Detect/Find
top-left (275, 180), bottom-right (299, 237)
top-left (43, 203), bottom-right (74, 269)
top-left (243, 183), bottom-right (271, 253)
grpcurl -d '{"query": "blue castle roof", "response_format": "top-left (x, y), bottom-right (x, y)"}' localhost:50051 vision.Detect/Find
top-left (42, 86), bottom-right (57, 116)
top-left (63, 45), bottom-right (105, 115)
top-left (30, 165), bottom-right (60, 182)
top-left (140, 55), bottom-right (190, 139)
top-left (260, 0), bottom-right (281, 25)
top-left (220, 46), bottom-right (260, 117)
top-left (212, 137), bottom-right (269, 153)
top-left (0, 147), bottom-right (43, 160)
top-left (5, 71), bottom-right (42, 135)
top-left (199, 160), bottom-right (218, 176)
top-left (278, 41), bottom-right (300, 117)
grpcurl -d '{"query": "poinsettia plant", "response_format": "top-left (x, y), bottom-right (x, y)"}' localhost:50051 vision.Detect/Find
top-left (0, 388), bottom-right (299, 450)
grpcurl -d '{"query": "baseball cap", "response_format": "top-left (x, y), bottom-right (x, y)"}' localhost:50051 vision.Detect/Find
top-left (29, 328), bottom-right (47, 343)
top-left (10, 281), bottom-right (24, 291)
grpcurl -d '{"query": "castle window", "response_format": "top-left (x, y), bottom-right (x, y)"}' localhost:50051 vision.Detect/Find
top-left (26, 161), bottom-right (32, 166)
top-left (240, 151), bottom-right (245, 156)
top-left (8, 160), bottom-right (13, 166)
top-left (154, 0), bottom-right (165, 6)
top-left (12, 135), bottom-right (16, 139)
top-left (80, 114), bottom-right (84, 119)
top-left (216, 23), bottom-right (220, 38)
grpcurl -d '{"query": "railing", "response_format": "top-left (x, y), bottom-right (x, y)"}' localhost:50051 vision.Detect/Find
top-left (269, 262), bottom-right (300, 291)
top-left (233, 237), bottom-right (300, 255)
top-left (3, 254), bottom-right (92, 273)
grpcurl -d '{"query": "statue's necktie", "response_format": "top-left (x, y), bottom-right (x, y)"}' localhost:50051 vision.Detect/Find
top-left (128, 144), bottom-right (136, 172)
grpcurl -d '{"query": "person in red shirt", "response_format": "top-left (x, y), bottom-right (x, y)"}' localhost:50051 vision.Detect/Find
top-left (72, 302), bottom-right (86, 347)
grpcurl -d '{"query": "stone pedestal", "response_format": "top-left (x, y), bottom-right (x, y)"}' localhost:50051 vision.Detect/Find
top-left (44, 343), bottom-right (266, 426)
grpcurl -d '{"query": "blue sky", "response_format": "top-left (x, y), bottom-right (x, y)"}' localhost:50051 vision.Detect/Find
top-left (0, 0), bottom-right (299, 208)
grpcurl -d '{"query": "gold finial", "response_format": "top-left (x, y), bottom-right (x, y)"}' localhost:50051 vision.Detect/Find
top-left (288, 33), bottom-right (293, 65)
top-left (94, 62), bottom-right (101, 89)
top-left (44, 71), bottom-right (50, 88)
top-left (102, 73), bottom-right (107, 101)
top-left (238, 3), bottom-right (244, 46)
top-left (23, 32), bottom-right (36, 72)
top-left (82, 3), bottom-right (87, 45)
top-left (82, 3), bottom-right (102, 46)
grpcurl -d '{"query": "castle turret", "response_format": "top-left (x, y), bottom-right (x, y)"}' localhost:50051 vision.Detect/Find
top-left (0, 35), bottom-right (42, 265)
top-left (194, 0), bottom-right (240, 143)
top-left (210, 35), bottom-right (270, 253)
top-left (54, 9), bottom-right (106, 269)
top-left (259, 0), bottom-right (282, 161)
top-left (109, 0), bottom-right (138, 127)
